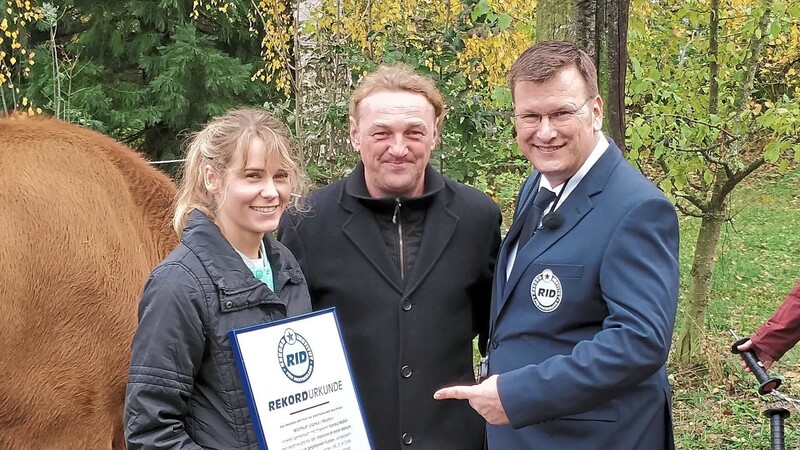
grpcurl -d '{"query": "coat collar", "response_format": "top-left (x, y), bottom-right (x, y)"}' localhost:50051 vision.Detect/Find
top-left (343, 162), bottom-right (445, 204)
top-left (496, 141), bottom-right (624, 312)
top-left (339, 163), bottom-right (457, 295)
top-left (181, 210), bottom-right (302, 296)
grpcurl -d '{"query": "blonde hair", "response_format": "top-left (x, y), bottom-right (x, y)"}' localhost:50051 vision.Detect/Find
top-left (173, 108), bottom-right (307, 234)
top-left (349, 63), bottom-right (446, 130)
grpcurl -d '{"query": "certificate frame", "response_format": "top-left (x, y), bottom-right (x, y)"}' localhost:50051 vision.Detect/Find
top-left (229, 307), bottom-right (373, 450)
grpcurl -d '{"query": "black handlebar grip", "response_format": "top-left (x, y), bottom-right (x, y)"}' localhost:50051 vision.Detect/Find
top-left (764, 407), bottom-right (790, 450)
top-left (731, 338), bottom-right (782, 394)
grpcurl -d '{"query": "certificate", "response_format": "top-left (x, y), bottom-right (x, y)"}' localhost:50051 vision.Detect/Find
top-left (229, 308), bottom-right (373, 450)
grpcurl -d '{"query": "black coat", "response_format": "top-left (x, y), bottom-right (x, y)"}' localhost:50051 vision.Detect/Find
top-left (125, 210), bottom-right (311, 449)
top-left (278, 165), bottom-right (501, 450)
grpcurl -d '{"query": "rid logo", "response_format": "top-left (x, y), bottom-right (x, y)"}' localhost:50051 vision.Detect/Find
top-left (530, 269), bottom-right (563, 313)
top-left (277, 328), bottom-right (314, 383)
top-left (286, 350), bottom-right (307, 367)
top-left (537, 288), bottom-right (558, 297)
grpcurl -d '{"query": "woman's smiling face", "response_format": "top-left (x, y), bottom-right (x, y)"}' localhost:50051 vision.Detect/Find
top-left (208, 138), bottom-right (291, 251)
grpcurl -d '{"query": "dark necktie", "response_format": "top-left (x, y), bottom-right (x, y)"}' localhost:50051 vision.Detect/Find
top-left (517, 187), bottom-right (557, 247)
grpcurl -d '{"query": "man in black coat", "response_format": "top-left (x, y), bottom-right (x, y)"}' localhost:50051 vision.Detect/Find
top-left (278, 63), bottom-right (501, 449)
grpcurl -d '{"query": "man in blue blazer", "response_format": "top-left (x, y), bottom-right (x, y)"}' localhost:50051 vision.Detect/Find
top-left (435, 41), bottom-right (679, 449)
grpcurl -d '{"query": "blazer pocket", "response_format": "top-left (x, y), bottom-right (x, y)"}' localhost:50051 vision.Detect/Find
top-left (559, 400), bottom-right (619, 422)
top-left (530, 263), bottom-right (584, 279)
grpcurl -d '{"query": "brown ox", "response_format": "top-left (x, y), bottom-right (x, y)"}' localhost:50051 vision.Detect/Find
top-left (0, 116), bottom-right (178, 449)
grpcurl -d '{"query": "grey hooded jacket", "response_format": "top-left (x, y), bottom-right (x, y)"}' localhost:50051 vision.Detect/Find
top-left (125, 210), bottom-right (311, 449)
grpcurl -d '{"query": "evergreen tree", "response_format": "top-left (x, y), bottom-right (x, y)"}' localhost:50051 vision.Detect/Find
top-left (22, 0), bottom-right (282, 160)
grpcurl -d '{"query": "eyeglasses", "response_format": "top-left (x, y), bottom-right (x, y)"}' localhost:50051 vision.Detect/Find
top-left (513, 97), bottom-right (594, 128)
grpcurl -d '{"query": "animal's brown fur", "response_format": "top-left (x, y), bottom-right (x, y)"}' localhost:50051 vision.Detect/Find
top-left (0, 116), bottom-right (178, 449)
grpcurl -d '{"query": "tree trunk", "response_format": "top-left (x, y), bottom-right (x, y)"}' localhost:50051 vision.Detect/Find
top-left (536, 0), bottom-right (575, 41)
top-left (535, 0), bottom-right (629, 154)
top-left (598, 0), bottom-right (629, 154)
top-left (575, 0), bottom-right (596, 56)
top-left (675, 0), bottom-right (722, 366)
top-left (294, 0), bottom-right (304, 163)
top-left (676, 206), bottom-right (725, 364)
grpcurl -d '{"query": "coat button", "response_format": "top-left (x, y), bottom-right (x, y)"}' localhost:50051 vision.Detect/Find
top-left (402, 432), bottom-right (413, 445)
top-left (400, 365), bottom-right (412, 378)
top-left (402, 300), bottom-right (412, 311)
top-left (225, 301), bottom-right (233, 309)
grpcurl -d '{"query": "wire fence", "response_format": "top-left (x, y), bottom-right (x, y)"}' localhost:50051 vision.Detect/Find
top-left (149, 158), bottom-right (186, 165)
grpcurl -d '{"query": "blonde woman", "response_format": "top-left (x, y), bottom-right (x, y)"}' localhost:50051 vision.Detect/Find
top-left (124, 109), bottom-right (311, 449)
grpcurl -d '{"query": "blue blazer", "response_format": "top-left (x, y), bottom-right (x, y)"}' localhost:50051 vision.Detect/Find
top-left (487, 141), bottom-right (679, 450)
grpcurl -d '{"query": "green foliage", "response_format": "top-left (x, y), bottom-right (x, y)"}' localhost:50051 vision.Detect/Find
top-left (628, 0), bottom-right (799, 365)
top-left (627, 0), bottom-right (799, 209)
top-left (0, 0), bottom-right (43, 114)
top-left (17, 0), bottom-right (279, 159)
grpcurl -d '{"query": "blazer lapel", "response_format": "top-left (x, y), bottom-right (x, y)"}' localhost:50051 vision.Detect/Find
top-left (497, 143), bottom-right (624, 315)
top-left (340, 191), bottom-right (404, 293)
top-left (494, 199), bottom-right (534, 302)
top-left (493, 173), bottom-right (540, 304)
top-left (503, 193), bottom-right (537, 249)
top-left (403, 187), bottom-right (457, 296)
top-left (502, 183), bottom-right (594, 304)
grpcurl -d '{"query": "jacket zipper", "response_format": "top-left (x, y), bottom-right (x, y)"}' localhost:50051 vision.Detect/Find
top-left (393, 198), bottom-right (404, 279)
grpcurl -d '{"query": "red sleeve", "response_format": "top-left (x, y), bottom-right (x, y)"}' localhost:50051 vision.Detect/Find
top-left (751, 279), bottom-right (800, 361)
